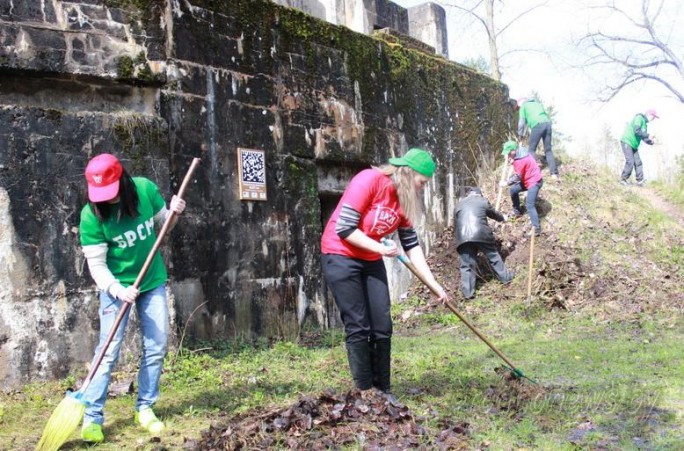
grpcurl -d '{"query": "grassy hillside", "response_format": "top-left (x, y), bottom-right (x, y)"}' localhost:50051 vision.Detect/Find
top-left (1, 159), bottom-right (682, 450)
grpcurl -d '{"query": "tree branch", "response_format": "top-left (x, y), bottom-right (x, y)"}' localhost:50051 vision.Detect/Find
top-left (579, 0), bottom-right (684, 103)
top-left (496, 1), bottom-right (551, 38)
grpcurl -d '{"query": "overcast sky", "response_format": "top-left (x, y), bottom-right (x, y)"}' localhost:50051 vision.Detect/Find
top-left (393, 0), bottom-right (684, 180)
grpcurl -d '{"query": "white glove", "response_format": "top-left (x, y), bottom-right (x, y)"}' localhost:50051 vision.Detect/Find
top-left (503, 214), bottom-right (509, 222)
top-left (170, 195), bottom-right (186, 215)
top-left (110, 283), bottom-right (139, 304)
top-left (120, 286), bottom-right (140, 304)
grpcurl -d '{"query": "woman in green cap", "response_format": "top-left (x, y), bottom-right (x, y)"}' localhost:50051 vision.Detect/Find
top-left (321, 148), bottom-right (448, 400)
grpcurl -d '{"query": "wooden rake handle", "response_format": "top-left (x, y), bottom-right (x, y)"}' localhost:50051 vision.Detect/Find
top-left (394, 253), bottom-right (521, 373)
top-left (527, 232), bottom-right (535, 301)
top-left (80, 158), bottom-right (201, 391)
top-left (495, 163), bottom-right (511, 212)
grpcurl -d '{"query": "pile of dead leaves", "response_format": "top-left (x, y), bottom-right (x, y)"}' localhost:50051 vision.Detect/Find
top-left (185, 389), bottom-right (471, 450)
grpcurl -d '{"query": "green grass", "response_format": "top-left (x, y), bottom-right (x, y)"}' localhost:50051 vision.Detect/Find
top-left (1, 312), bottom-right (681, 450)
top-left (3, 160), bottom-right (684, 450)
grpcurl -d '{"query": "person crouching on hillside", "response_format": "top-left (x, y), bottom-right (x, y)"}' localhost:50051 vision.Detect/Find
top-left (455, 187), bottom-right (514, 299)
top-left (320, 148), bottom-right (448, 400)
top-left (501, 140), bottom-right (544, 237)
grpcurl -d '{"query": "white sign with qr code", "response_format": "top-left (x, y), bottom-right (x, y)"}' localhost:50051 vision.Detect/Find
top-left (237, 148), bottom-right (267, 201)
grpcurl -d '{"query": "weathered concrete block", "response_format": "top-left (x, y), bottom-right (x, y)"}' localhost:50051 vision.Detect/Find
top-left (0, 0), bottom-right (57, 22)
top-left (408, 3), bottom-right (448, 58)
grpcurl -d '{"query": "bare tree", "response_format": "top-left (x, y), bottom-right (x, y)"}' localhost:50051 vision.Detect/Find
top-left (581, 0), bottom-right (684, 103)
top-left (445, 0), bottom-right (551, 81)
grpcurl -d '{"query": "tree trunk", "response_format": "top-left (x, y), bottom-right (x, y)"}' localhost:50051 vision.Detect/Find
top-left (486, 0), bottom-right (501, 81)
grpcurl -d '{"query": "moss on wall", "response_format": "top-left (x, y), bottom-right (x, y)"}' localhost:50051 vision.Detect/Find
top-left (112, 113), bottom-right (166, 170)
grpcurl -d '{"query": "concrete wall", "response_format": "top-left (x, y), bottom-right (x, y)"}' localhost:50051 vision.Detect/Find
top-left (408, 2), bottom-right (449, 58)
top-left (272, 0), bottom-right (446, 56)
top-left (0, 0), bottom-right (513, 388)
top-left (272, 0), bottom-right (339, 23)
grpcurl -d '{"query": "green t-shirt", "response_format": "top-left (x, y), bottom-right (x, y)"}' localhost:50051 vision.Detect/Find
top-left (80, 177), bottom-right (168, 293)
top-left (519, 100), bottom-right (550, 129)
top-left (620, 114), bottom-right (648, 149)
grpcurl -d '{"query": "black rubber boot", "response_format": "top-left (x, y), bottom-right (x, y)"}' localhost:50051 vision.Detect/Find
top-left (372, 338), bottom-right (392, 393)
top-left (345, 340), bottom-right (373, 390)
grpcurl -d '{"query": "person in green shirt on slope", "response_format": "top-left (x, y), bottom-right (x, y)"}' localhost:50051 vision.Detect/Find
top-left (619, 109), bottom-right (658, 186)
top-left (517, 97), bottom-right (558, 179)
top-left (78, 153), bottom-right (186, 444)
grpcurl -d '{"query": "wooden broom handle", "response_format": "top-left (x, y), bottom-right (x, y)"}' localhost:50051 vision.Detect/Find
top-left (81, 157), bottom-right (201, 390)
top-left (132, 158), bottom-right (201, 288)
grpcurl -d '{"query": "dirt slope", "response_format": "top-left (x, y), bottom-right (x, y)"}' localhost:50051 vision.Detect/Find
top-left (189, 159), bottom-right (683, 451)
top-left (406, 159), bottom-right (684, 319)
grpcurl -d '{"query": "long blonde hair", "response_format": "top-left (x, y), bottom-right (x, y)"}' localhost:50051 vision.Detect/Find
top-left (375, 164), bottom-right (422, 224)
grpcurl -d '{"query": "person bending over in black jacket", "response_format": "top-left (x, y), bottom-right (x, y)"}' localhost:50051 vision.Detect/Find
top-left (455, 187), bottom-right (514, 299)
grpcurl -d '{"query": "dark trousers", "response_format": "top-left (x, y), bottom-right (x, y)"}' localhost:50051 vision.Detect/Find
top-left (529, 122), bottom-right (557, 175)
top-left (510, 180), bottom-right (543, 232)
top-left (458, 242), bottom-right (512, 299)
top-left (621, 141), bottom-right (643, 182)
top-left (321, 254), bottom-right (393, 390)
top-left (321, 254), bottom-right (392, 342)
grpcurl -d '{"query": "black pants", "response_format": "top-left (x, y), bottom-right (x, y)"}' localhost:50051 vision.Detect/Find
top-left (529, 122), bottom-right (557, 175)
top-left (321, 254), bottom-right (393, 391)
top-left (321, 254), bottom-right (392, 343)
top-left (457, 242), bottom-right (512, 299)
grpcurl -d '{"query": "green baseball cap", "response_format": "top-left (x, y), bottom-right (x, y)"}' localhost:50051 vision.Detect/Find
top-left (389, 148), bottom-right (436, 177)
top-left (501, 140), bottom-right (518, 155)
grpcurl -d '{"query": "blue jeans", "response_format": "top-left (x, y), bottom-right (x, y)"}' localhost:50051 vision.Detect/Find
top-left (83, 284), bottom-right (168, 426)
top-left (510, 180), bottom-right (543, 232)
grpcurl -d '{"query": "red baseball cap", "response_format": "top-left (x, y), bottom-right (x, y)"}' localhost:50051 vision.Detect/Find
top-left (85, 153), bottom-right (123, 202)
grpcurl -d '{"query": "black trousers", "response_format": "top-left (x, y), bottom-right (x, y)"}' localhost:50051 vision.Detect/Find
top-left (321, 254), bottom-right (392, 343)
top-left (457, 242), bottom-right (512, 299)
top-left (529, 122), bottom-right (557, 175)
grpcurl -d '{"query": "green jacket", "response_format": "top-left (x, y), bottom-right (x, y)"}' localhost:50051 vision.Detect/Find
top-left (517, 100), bottom-right (550, 135)
top-left (620, 114), bottom-right (651, 149)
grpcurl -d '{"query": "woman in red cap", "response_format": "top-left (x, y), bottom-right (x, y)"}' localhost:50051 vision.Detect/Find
top-left (78, 153), bottom-right (185, 443)
top-left (320, 148), bottom-right (448, 401)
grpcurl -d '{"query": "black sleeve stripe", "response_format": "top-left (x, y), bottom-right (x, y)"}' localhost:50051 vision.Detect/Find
top-left (398, 227), bottom-right (419, 251)
top-left (336, 203), bottom-right (361, 237)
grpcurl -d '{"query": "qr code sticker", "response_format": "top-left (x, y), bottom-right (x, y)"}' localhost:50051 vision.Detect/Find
top-left (241, 150), bottom-right (265, 184)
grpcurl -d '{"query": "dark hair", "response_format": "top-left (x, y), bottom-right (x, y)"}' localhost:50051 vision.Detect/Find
top-left (89, 168), bottom-right (139, 222)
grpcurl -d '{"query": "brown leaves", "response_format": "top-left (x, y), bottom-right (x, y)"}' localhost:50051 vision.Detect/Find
top-left (190, 389), bottom-right (471, 450)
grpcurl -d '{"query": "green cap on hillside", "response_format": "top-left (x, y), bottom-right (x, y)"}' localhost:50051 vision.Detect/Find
top-left (502, 140), bottom-right (518, 155)
top-left (389, 148), bottom-right (436, 177)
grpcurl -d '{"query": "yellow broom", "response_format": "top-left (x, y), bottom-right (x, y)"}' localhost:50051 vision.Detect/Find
top-left (36, 157), bottom-right (200, 451)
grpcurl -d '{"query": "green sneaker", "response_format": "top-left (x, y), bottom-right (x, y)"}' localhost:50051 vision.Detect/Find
top-left (81, 422), bottom-right (104, 443)
top-left (135, 407), bottom-right (165, 435)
